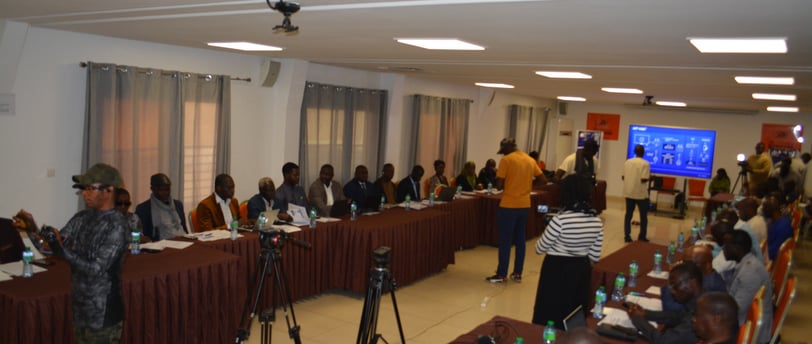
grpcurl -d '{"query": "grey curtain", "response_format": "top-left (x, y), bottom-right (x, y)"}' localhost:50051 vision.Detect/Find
top-left (410, 95), bottom-right (471, 180)
top-left (299, 82), bottom-right (387, 189)
top-left (83, 62), bottom-right (230, 211)
top-left (507, 104), bottom-right (549, 154)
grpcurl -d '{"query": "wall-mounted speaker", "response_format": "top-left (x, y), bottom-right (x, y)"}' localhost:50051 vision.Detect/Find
top-left (557, 101), bottom-right (568, 116)
top-left (260, 60), bottom-right (281, 87)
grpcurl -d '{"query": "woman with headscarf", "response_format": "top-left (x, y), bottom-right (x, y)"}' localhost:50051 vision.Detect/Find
top-left (455, 161), bottom-right (481, 191)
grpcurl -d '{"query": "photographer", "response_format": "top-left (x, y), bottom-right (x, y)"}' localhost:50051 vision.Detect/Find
top-left (532, 174), bottom-right (603, 328)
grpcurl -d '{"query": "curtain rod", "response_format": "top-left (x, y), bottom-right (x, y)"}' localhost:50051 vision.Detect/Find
top-left (79, 62), bottom-right (251, 82)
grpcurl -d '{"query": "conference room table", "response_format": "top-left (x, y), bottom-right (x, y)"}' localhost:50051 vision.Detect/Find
top-left (536, 179), bottom-right (608, 214)
top-left (704, 192), bottom-right (736, 219)
top-left (0, 245), bottom-right (242, 344)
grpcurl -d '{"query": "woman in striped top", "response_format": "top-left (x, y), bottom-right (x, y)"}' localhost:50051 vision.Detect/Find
top-left (531, 174), bottom-right (604, 328)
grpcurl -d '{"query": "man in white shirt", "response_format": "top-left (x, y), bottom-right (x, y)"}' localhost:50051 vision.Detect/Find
top-left (735, 197), bottom-right (766, 244)
top-left (308, 164), bottom-right (345, 217)
top-left (553, 139), bottom-right (598, 182)
top-left (622, 144), bottom-right (650, 242)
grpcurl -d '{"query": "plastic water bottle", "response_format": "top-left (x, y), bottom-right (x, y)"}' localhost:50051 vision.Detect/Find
top-left (593, 286), bottom-right (606, 319)
top-left (309, 208), bottom-right (317, 228)
top-left (456, 185), bottom-right (462, 199)
top-left (350, 202), bottom-right (358, 221)
top-left (405, 195), bottom-right (412, 210)
top-left (666, 241), bottom-right (676, 265)
top-left (514, 337), bottom-right (524, 344)
top-left (677, 231), bottom-right (685, 252)
top-left (22, 247), bottom-right (34, 278)
top-left (131, 230), bottom-right (141, 254)
top-left (230, 218), bottom-right (239, 240)
top-left (487, 182), bottom-right (493, 195)
top-left (379, 195), bottom-right (385, 211)
top-left (257, 212), bottom-right (267, 229)
top-left (711, 210), bottom-right (717, 222)
top-left (543, 320), bottom-right (556, 344)
top-left (653, 250), bottom-right (663, 274)
top-left (429, 191), bottom-right (435, 206)
top-left (628, 260), bottom-right (639, 288)
top-left (611, 272), bottom-right (626, 302)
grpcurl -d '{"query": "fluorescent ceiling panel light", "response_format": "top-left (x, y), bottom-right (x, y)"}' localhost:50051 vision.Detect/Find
top-left (688, 38), bottom-right (787, 53)
top-left (752, 93), bottom-right (797, 101)
top-left (601, 87), bottom-right (643, 94)
top-left (207, 42), bottom-right (282, 51)
top-left (656, 101), bottom-right (687, 107)
top-left (395, 38), bottom-right (484, 50)
top-left (475, 82), bottom-right (513, 88)
top-left (536, 71), bottom-right (592, 79)
top-left (767, 106), bottom-right (799, 113)
top-left (557, 96), bottom-right (586, 102)
top-left (735, 76), bottom-right (794, 85)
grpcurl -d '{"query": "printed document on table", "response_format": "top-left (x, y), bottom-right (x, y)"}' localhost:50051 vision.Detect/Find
top-left (142, 240), bottom-right (195, 250)
top-left (287, 204), bottom-right (310, 226)
top-left (0, 261), bottom-right (47, 276)
top-left (647, 270), bottom-right (669, 279)
top-left (270, 224), bottom-right (302, 233)
top-left (0, 270), bottom-right (11, 282)
top-left (645, 286), bottom-right (662, 296)
top-left (397, 202), bottom-right (427, 210)
top-left (598, 307), bottom-right (656, 328)
top-left (625, 294), bottom-right (663, 311)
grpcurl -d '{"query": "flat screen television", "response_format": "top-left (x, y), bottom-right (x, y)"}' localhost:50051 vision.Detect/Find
top-left (627, 124), bottom-right (716, 179)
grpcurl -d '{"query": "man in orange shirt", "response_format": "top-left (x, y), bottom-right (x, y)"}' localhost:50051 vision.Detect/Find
top-left (487, 138), bottom-right (544, 283)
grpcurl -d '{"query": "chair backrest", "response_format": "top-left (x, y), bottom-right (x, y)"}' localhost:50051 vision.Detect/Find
top-left (661, 176), bottom-right (676, 189)
top-left (738, 320), bottom-right (752, 344)
top-left (189, 209), bottom-right (199, 233)
top-left (760, 239), bottom-right (768, 264)
top-left (771, 275), bottom-right (797, 344)
top-left (771, 248), bottom-right (793, 304)
top-left (778, 238), bottom-right (795, 258)
top-left (687, 179), bottom-right (706, 198)
top-left (791, 209), bottom-right (802, 229)
top-left (239, 201), bottom-right (248, 220)
top-left (747, 288), bottom-right (764, 344)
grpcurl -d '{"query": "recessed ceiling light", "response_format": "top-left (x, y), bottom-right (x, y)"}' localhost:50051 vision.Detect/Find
top-left (207, 42), bottom-right (283, 51)
top-left (601, 87), bottom-right (643, 94)
top-left (688, 38), bottom-right (787, 53)
top-left (767, 106), bottom-right (799, 113)
top-left (475, 82), bottom-right (514, 89)
top-left (536, 71), bottom-right (592, 79)
top-left (557, 96), bottom-right (586, 102)
top-left (656, 101), bottom-right (687, 107)
top-left (753, 93), bottom-right (797, 101)
top-left (735, 76), bottom-right (794, 85)
top-left (396, 38), bottom-right (484, 50)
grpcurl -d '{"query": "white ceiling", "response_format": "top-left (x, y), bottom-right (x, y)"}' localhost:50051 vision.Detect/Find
top-left (4, 0), bottom-right (811, 113)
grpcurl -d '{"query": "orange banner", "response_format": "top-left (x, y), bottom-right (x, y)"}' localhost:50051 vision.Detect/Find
top-left (586, 113), bottom-right (620, 140)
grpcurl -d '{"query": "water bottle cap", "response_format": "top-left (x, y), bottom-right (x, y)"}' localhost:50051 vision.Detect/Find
top-left (547, 320), bottom-right (554, 326)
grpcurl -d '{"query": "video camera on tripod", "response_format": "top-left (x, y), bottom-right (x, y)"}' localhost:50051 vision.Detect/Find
top-left (257, 228), bottom-right (311, 250)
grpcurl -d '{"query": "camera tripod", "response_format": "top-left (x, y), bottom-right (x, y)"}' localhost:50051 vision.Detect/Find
top-left (356, 257), bottom-right (405, 344)
top-left (732, 162), bottom-right (749, 196)
top-left (236, 245), bottom-right (301, 344)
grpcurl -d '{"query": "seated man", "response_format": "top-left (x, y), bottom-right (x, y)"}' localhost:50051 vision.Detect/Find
top-left (373, 163), bottom-right (397, 204)
top-left (477, 159), bottom-right (497, 188)
top-left (196, 173), bottom-right (244, 231)
top-left (627, 261), bottom-right (703, 343)
top-left (691, 292), bottom-right (739, 344)
top-left (344, 165), bottom-right (375, 211)
top-left (135, 173), bottom-right (187, 240)
top-left (661, 245), bottom-right (725, 312)
top-left (247, 177), bottom-right (292, 222)
top-left (723, 230), bottom-right (773, 344)
top-left (308, 164), bottom-right (345, 217)
top-left (762, 195), bottom-right (793, 261)
top-left (717, 208), bottom-right (763, 262)
top-left (275, 162), bottom-right (309, 213)
top-left (396, 165), bottom-right (424, 202)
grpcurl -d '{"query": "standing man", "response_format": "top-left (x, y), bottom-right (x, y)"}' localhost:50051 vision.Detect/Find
top-left (622, 144), bottom-right (650, 242)
top-left (746, 142), bottom-right (772, 197)
top-left (15, 163), bottom-right (129, 343)
top-left (487, 138), bottom-right (543, 283)
top-left (246, 177), bottom-right (292, 222)
top-left (308, 164), bottom-right (345, 217)
top-left (275, 162), bottom-right (309, 213)
top-left (373, 163), bottom-right (397, 204)
top-left (396, 165), bottom-right (424, 202)
top-left (554, 138), bottom-right (599, 183)
top-left (135, 173), bottom-right (187, 241)
top-left (344, 165), bottom-right (374, 211)
top-left (196, 173), bottom-right (243, 231)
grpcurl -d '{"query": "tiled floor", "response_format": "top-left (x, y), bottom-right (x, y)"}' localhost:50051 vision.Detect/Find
top-left (246, 197), bottom-right (810, 343)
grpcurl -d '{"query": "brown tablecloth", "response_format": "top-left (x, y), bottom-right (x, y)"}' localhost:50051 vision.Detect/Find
top-left (450, 315), bottom-right (646, 344)
top-left (536, 180), bottom-right (607, 214)
top-left (433, 197), bottom-right (482, 249)
top-left (0, 245), bottom-right (241, 344)
top-left (478, 192), bottom-right (548, 245)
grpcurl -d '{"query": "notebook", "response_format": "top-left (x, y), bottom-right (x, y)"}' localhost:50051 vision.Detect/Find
top-left (563, 305), bottom-right (586, 331)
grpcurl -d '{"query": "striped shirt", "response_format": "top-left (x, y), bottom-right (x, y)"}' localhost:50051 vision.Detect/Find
top-left (535, 211), bottom-right (604, 263)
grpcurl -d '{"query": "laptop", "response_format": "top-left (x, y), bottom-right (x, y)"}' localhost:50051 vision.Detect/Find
top-left (563, 305), bottom-right (586, 331)
top-left (436, 186), bottom-right (457, 202)
top-left (329, 200), bottom-right (350, 218)
top-left (254, 209), bottom-right (280, 230)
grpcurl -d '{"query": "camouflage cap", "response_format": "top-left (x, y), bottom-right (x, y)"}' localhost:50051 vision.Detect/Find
top-left (72, 163), bottom-right (123, 188)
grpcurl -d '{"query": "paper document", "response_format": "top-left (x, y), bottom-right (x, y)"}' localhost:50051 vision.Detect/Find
top-left (461, 191), bottom-right (477, 196)
top-left (421, 200), bottom-right (447, 205)
top-left (316, 217), bottom-right (341, 223)
top-left (188, 230), bottom-right (237, 242)
top-left (645, 286), bottom-right (661, 296)
top-left (398, 202), bottom-right (427, 210)
top-left (0, 261), bottom-right (47, 276)
top-left (287, 203), bottom-right (310, 226)
top-left (474, 189), bottom-right (503, 195)
top-left (141, 240), bottom-right (195, 251)
top-left (0, 271), bottom-right (11, 282)
top-left (647, 270), bottom-right (669, 279)
top-left (269, 224), bottom-right (302, 233)
top-left (625, 294), bottom-right (663, 311)
top-left (598, 307), bottom-right (656, 328)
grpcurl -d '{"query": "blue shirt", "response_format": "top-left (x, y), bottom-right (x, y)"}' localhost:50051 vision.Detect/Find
top-left (767, 216), bottom-right (793, 260)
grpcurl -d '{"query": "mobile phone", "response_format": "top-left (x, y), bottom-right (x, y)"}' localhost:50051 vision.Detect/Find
top-left (537, 204), bottom-right (549, 213)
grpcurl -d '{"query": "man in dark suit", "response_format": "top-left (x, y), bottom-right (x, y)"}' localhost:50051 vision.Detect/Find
top-left (344, 165), bottom-right (374, 211)
top-left (196, 173), bottom-right (244, 231)
top-left (396, 165), bottom-right (424, 202)
top-left (135, 173), bottom-right (187, 240)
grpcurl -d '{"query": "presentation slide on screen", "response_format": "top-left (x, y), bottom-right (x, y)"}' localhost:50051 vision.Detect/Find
top-left (627, 124), bottom-right (716, 179)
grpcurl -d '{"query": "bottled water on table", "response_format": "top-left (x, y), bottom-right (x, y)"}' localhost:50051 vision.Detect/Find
top-left (666, 241), bottom-right (676, 265)
top-left (487, 182), bottom-right (493, 195)
top-left (677, 231), bottom-right (684, 252)
top-left (628, 260), bottom-right (639, 287)
top-left (428, 191), bottom-right (435, 206)
top-left (543, 320), bottom-right (556, 344)
top-left (653, 250), bottom-right (663, 274)
top-left (611, 272), bottom-right (626, 302)
top-left (230, 219), bottom-right (239, 240)
top-left (455, 185), bottom-right (462, 199)
top-left (309, 208), bottom-right (317, 228)
top-left (592, 286), bottom-right (606, 319)
top-left (405, 195), bottom-right (412, 210)
top-left (350, 202), bottom-right (358, 221)
top-left (22, 247), bottom-right (34, 278)
top-left (131, 230), bottom-right (141, 254)
top-left (379, 195), bottom-right (385, 211)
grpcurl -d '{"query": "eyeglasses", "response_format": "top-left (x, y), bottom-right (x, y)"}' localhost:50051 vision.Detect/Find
top-left (116, 201), bottom-right (132, 207)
